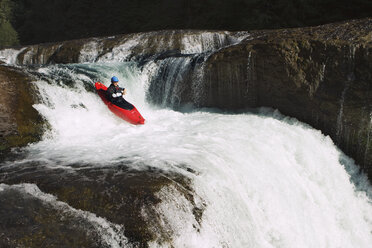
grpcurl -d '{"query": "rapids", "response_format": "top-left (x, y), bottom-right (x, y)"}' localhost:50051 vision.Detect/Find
top-left (0, 61), bottom-right (372, 248)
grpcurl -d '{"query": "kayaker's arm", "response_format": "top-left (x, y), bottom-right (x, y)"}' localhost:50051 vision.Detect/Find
top-left (106, 84), bottom-right (127, 101)
top-left (107, 85), bottom-right (122, 100)
top-left (112, 92), bottom-right (122, 97)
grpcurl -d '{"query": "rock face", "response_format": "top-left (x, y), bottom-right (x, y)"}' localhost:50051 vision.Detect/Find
top-left (201, 19), bottom-right (372, 179)
top-left (0, 65), bottom-right (44, 153)
top-left (0, 162), bottom-right (201, 247)
top-left (1, 18), bottom-right (372, 180)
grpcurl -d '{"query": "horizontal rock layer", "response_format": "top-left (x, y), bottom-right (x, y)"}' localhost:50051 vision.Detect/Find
top-left (9, 30), bottom-right (245, 65)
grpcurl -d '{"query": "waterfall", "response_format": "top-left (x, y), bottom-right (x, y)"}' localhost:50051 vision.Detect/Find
top-left (364, 112), bottom-right (372, 166)
top-left (245, 51), bottom-right (257, 106)
top-left (0, 35), bottom-right (371, 248)
top-left (146, 54), bottom-right (206, 109)
top-left (336, 46), bottom-right (356, 143)
top-left (0, 47), bottom-right (26, 64)
top-left (319, 63), bottom-right (326, 82)
top-left (336, 81), bottom-right (350, 141)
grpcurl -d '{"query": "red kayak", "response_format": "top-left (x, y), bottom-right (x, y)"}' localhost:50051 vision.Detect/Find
top-left (95, 82), bottom-right (145, 125)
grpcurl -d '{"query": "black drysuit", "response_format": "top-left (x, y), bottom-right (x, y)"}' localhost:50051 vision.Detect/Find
top-left (106, 83), bottom-right (134, 110)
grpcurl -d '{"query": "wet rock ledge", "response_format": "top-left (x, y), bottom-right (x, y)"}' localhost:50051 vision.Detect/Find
top-left (0, 163), bottom-right (202, 247)
top-left (0, 65), bottom-right (43, 153)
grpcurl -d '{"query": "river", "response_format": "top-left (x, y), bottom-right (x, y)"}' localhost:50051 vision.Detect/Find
top-left (0, 59), bottom-right (371, 247)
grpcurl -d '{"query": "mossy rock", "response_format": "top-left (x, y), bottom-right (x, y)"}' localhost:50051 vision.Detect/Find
top-left (0, 65), bottom-right (44, 152)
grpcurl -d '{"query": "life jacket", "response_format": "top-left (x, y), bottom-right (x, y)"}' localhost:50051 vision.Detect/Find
top-left (106, 84), bottom-right (124, 102)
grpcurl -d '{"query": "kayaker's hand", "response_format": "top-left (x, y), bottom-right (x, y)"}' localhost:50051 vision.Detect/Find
top-left (122, 88), bottom-right (127, 95)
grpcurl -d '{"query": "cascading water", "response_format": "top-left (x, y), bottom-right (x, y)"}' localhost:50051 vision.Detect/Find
top-left (336, 46), bottom-right (357, 143)
top-left (0, 50), bottom-right (372, 247)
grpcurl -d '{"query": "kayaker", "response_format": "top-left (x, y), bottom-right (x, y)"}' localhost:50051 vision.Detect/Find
top-left (106, 76), bottom-right (134, 110)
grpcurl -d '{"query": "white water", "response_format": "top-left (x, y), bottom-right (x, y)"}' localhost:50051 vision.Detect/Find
top-left (4, 62), bottom-right (372, 248)
top-left (0, 47), bottom-right (26, 64)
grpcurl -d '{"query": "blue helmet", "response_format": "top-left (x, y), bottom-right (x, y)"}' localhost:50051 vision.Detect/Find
top-left (111, 76), bottom-right (119, 83)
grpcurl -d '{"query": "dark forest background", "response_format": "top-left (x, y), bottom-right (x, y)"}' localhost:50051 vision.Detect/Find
top-left (1, 0), bottom-right (372, 48)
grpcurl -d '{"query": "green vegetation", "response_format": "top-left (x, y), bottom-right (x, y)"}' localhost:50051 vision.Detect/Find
top-left (4, 0), bottom-right (372, 46)
top-left (0, 0), bottom-right (19, 48)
